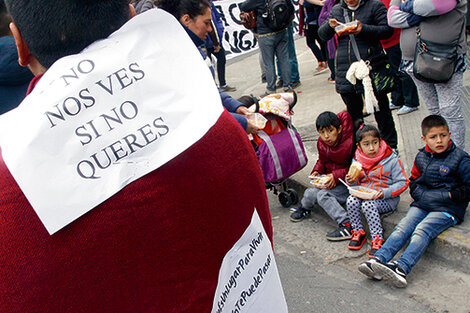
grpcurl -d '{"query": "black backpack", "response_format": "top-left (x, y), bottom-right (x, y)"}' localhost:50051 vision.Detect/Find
top-left (263, 0), bottom-right (294, 31)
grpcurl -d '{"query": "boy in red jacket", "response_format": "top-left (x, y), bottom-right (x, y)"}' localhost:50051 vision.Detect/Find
top-left (290, 111), bottom-right (355, 241)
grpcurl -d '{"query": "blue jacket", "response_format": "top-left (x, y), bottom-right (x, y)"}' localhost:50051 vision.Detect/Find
top-left (205, 2), bottom-right (225, 49)
top-left (410, 141), bottom-right (470, 223)
top-left (183, 25), bottom-right (247, 130)
top-left (0, 36), bottom-right (34, 115)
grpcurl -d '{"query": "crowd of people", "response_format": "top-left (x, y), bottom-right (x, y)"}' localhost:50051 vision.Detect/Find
top-left (0, 0), bottom-right (469, 311)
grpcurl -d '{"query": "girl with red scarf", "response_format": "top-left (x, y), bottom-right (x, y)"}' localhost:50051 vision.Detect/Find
top-left (345, 124), bottom-right (409, 258)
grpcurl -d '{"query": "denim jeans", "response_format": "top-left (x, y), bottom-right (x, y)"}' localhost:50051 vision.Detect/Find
top-left (374, 206), bottom-right (455, 275)
top-left (258, 28), bottom-right (291, 91)
top-left (277, 24), bottom-right (300, 84)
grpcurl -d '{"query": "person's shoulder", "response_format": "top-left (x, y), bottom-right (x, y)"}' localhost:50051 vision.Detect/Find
top-left (338, 111), bottom-right (353, 128)
top-left (331, 2), bottom-right (342, 12)
top-left (365, 0), bottom-right (388, 10)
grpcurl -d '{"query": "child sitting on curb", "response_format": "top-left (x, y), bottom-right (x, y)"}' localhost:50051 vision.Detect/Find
top-left (346, 124), bottom-right (409, 258)
top-left (290, 111), bottom-right (355, 241)
top-left (359, 115), bottom-right (470, 288)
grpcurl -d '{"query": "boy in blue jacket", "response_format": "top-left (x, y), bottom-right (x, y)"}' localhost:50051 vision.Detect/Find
top-left (358, 115), bottom-right (470, 288)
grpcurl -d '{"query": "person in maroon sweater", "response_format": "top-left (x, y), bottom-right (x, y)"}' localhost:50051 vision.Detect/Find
top-left (0, 1), bottom-right (273, 312)
top-left (290, 111), bottom-right (355, 241)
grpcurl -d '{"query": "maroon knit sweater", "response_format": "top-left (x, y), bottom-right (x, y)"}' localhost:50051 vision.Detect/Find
top-left (0, 78), bottom-right (272, 312)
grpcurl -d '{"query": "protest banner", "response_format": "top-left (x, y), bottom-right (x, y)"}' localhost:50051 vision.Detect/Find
top-left (213, 0), bottom-right (300, 60)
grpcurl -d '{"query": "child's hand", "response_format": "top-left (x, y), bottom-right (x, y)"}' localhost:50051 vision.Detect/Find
top-left (246, 120), bottom-right (259, 135)
top-left (345, 174), bottom-right (355, 184)
top-left (372, 189), bottom-right (384, 200)
top-left (324, 174), bottom-right (336, 189)
top-left (236, 106), bottom-right (252, 116)
top-left (308, 171), bottom-right (320, 179)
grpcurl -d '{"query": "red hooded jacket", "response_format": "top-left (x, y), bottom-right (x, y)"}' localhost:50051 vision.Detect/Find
top-left (312, 111), bottom-right (354, 183)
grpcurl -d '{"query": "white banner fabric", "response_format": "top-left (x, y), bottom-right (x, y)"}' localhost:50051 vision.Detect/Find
top-left (211, 209), bottom-right (288, 313)
top-left (0, 9), bottom-right (223, 234)
top-left (214, 0), bottom-right (300, 60)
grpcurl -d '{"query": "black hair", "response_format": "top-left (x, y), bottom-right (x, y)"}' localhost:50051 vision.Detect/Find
top-left (316, 111), bottom-right (341, 131)
top-left (5, 0), bottom-right (130, 68)
top-left (156, 0), bottom-right (210, 20)
top-left (0, 0), bottom-right (10, 36)
top-left (237, 95), bottom-right (257, 108)
top-left (421, 114), bottom-right (449, 136)
top-left (355, 124), bottom-right (381, 143)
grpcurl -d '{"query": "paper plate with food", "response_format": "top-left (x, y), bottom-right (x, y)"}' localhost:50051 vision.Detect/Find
top-left (310, 175), bottom-right (329, 189)
top-left (349, 186), bottom-right (380, 200)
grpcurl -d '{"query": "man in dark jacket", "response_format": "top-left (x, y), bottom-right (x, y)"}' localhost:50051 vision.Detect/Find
top-left (359, 115), bottom-right (470, 288)
top-left (0, 1), bottom-right (33, 114)
top-left (240, 0), bottom-right (293, 95)
top-left (318, 0), bottom-right (399, 150)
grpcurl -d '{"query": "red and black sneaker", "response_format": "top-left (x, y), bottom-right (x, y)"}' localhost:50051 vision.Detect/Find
top-left (368, 235), bottom-right (385, 258)
top-left (348, 230), bottom-right (367, 250)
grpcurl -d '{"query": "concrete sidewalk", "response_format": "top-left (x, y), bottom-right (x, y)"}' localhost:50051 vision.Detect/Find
top-left (224, 37), bottom-right (470, 274)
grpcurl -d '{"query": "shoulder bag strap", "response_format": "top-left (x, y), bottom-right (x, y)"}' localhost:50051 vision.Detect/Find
top-left (343, 9), bottom-right (362, 61)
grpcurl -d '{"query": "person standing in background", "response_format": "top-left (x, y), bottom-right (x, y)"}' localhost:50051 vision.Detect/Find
top-left (300, 0), bottom-right (329, 75)
top-left (318, 0), bottom-right (340, 83)
top-left (206, 0), bottom-right (237, 92)
top-left (276, 23), bottom-right (301, 89)
top-left (379, 0), bottom-right (420, 115)
top-left (388, 0), bottom-right (467, 150)
top-left (240, 0), bottom-right (292, 95)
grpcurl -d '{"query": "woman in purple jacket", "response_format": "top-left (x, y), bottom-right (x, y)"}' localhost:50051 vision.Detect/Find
top-left (318, 0), bottom-right (340, 82)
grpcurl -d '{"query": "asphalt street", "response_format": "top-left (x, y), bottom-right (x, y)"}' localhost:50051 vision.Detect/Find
top-left (268, 191), bottom-right (470, 313)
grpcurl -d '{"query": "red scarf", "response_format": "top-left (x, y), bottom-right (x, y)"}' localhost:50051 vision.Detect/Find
top-left (354, 139), bottom-right (393, 171)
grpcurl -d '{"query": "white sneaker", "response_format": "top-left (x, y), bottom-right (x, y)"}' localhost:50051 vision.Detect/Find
top-left (397, 106), bottom-right (418, 115)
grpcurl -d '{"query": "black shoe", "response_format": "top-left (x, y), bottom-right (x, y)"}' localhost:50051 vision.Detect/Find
top-left (220, 85), bottom-right (237, 92)
top-left (291, 81), bottom-right (301, 89)
top-left (371, 260), bottom-right (407, 288)
top-left (326, 224), bottom-right (352, 241)
top-left (290, 207), bottom-right (311, 222)
top-left (348, 230), bottom-right (367, 250)
top-left (276, 80), bottom-right (283, 89)
top-left (283, 86), bottom-right (294, 93)
top-left (260, 89), bottom-right (276, 98)
top-left (358, 257), bottom-right (383, 280)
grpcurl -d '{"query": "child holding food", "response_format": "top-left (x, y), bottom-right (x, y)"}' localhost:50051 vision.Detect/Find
top-left (358, 115), bottom-right (470, 288)
top-left (290, 111), bottom-right (355, 241)
top-left (345, 124), bottom-right (409, 257)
